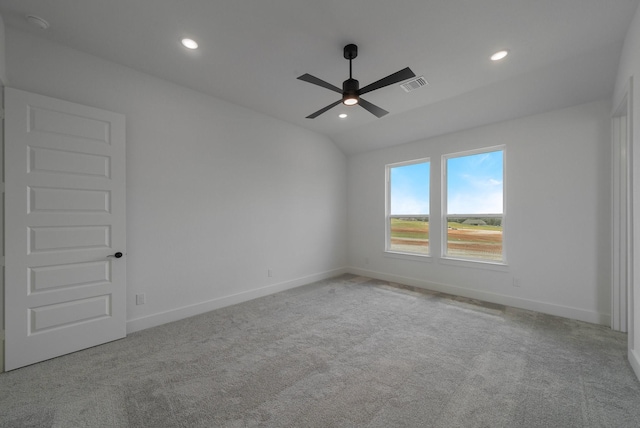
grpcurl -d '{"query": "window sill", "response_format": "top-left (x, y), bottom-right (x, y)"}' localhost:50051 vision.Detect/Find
top-left (439, 256), bottom-right (509, 272)
top-left (384, 251), bottom-right (432, 263)
top-left (381, 251), bottom-right (508, 272)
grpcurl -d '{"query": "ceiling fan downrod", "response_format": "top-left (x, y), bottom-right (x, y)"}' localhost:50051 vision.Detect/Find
top-left (343, 44), bottom-right (359, 106)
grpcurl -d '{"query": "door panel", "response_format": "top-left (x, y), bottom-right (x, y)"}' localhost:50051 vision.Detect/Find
top-left (4, 88), bottom-right (126, 371)
top-left (29, 187), bottom-right (110, 213)
top-left (29, 146), bottom-right (111, 177)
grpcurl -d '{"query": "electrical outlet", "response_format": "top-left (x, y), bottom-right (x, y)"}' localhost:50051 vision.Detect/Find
top-left (512, 278), bottom-right (521, 288)
top-left (136, 293), bottom-right (146, 305)
top-left (268, 269), bottom-right (273, 277)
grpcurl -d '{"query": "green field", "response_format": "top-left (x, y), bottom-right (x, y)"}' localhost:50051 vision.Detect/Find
top-left (390, 218), bottom-right (429, 239)
top-left (447, 221), bottom-right (503, 232)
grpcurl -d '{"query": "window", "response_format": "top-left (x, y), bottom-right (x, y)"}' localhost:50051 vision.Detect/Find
top-left (386, 159), bottom-right (430, 255)
top-left (443, 147), bottom-right (504, 263)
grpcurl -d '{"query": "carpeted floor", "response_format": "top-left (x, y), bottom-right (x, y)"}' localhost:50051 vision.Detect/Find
top-left (1, 274), bottom-right (639, 427)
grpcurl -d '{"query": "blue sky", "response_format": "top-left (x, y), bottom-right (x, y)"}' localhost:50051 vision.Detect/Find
top-left (390, 150), bottom-right (503, 215)
top-left (390, 161), bottom-right (430, 215)
top-left (447, 150), bottom-right (503, 214)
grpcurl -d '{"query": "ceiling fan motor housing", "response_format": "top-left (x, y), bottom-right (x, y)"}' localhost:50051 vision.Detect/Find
top-left (343, 78), bottom-right (359, 93)
top-left (342, 78), bottom-right (360, 105)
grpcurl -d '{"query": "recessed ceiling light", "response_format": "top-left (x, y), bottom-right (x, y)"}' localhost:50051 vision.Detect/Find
top-left (339, 113), bottom-right (348, 119)
top-left (491, 50), bottom-right (509, 61)
top-left (26, 15), bottom-right (50, 30)
top-left (181, 38), bottom-right (199, 50)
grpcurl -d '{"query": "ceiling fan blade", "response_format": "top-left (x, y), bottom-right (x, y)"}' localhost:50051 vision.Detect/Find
top-left (358, 98), bottom-right (389, 118)
top-left (359, 67), bottom-right (416, 95)
top-left (306, 99), bottom-right (343, 118)
top-left (297, 74), bottom-right (342, 94)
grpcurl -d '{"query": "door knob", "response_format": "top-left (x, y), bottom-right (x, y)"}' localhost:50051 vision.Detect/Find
top-left (108, 252), bottom-right (124, 258)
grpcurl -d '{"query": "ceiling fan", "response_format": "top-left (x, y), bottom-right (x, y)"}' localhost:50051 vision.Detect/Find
top-left (297, 44), bottom-right (415, 119)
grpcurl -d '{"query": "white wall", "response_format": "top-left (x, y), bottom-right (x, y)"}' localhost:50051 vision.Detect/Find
top-left (0, 14), bottom-right (5, 372)
top-left (348, 99), bottom-right (612, 325)
top-left (0, 15), bottom-right (6, 85)
top-left (4, 27), bottom-right (347, 332)
top-left (614, 2), bottom-right (640, 380)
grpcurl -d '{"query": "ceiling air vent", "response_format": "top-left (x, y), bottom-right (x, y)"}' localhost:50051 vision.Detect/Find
top-left (400, 76), bottom-right (428, 93)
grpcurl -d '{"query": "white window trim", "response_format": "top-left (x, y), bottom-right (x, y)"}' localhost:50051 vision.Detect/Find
top-left (438, 256), bottom-right (509, 271)
top-left (384, 250), bottom-right (433, 262)
top-left (441, 145), bottom-right (507, 265)
top-left (385, 157), bottom-right (431, 258)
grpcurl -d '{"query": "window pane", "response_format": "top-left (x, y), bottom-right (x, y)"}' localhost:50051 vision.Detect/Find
top-left (388, 161), bottom-right (429, 255)
top-left (446, 150), bottom-right (503, 262)
top-left (390, 217), bottom-right (429, 254)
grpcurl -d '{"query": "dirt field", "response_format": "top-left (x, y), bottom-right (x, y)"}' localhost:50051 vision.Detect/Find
top-left (390, 237), bottom-right (427, 247)
top-left (390, 221), bottom-right (502, 259)
top-left (447, 228), bottom-right (501, 243)
top-left (447, 228), bottom-right (502, 257)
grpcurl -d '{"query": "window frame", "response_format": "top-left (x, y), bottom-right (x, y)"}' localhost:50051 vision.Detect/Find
top-left (441, 145), bottom-right (506, 265)
top-left (385, 157), bottom-right (431, 258)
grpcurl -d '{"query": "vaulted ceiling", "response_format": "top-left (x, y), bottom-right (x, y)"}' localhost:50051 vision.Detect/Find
top-left (1, 0), bottom-right (638, 154)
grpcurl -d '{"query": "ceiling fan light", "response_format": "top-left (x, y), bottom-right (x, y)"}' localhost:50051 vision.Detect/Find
top-left (343, 97), bottom-right (359, 106)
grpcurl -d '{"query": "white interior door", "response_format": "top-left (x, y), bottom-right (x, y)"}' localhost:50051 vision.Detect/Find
top-left (4, 88), bottom-right (126, 371)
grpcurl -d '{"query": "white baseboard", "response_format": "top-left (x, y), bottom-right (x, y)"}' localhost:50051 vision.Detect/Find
top-left (630, 348), bottom-right (640, 381)
top-left (127, 267), bottom-right (348, 334)
top-left (348, 267), bottom-right (610, 326)
top-left (0, 333), bottom-right (4, 373)
top-left (126, 265), bottom-right (610, 334)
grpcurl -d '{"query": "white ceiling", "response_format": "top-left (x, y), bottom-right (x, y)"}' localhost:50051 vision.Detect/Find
top-left (1, 0), bottom-right (638, 154)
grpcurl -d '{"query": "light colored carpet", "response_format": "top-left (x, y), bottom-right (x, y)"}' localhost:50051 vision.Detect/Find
top-left (1, 274), bottom-right (639, 427)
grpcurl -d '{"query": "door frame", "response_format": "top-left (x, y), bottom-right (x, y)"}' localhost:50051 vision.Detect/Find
top-left (1, 83), bottom-right (4, 372)
top-left (612, 78), bottom-right (633, 334)
top-left (611, 90), bottom-right (633, 332)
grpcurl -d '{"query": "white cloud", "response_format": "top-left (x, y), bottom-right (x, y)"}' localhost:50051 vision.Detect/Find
top-left (391, 195), bottom-right (429, 215)
top-left (448, 190), bottom-right (502, 214)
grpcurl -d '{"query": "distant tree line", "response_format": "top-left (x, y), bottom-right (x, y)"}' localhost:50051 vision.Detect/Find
top-left (394, 216), bottom-right (502, 226)
top-left (402, 216), bottom-right (429, 222)
top-left (449, 217), bottom-right (502, 226)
